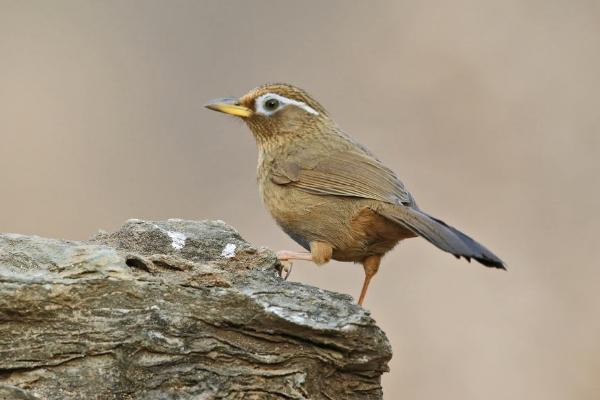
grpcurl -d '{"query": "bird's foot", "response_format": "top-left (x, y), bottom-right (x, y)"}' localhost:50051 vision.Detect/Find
top-left (278, 260), bottom-right (293, 280)
top-left (275, 250), bottom-right (314, 280)
top-left (276, 250), bottom-right (313, 280)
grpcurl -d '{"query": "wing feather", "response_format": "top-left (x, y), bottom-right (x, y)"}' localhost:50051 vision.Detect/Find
top-left (271, 150), bottom-right (414, 206)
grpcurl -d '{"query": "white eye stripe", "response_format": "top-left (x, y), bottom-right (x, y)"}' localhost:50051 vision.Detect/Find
top-left (255, 93), bottom-right (319, 116)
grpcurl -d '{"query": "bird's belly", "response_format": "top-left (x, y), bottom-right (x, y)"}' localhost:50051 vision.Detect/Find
top-left (259, 180), bottom-right (413, 261)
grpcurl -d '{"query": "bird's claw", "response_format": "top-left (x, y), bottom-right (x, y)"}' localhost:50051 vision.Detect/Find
top-left (278, 260), bottom-right (293, 280)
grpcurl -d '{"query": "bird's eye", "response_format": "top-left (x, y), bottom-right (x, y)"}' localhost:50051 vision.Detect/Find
top-left (264, 98), bottom-right (280, 111)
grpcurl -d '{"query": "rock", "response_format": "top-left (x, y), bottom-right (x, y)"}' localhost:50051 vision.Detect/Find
top-left (0, 219), bottom-right (391, 400)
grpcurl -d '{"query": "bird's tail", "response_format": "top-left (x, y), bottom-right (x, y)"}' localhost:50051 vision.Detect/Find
top-left (377, 205), bottom-right (505, 269)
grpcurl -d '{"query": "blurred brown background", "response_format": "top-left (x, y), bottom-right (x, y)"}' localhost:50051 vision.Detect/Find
top-left (1, 1), bottom-right (599, 398)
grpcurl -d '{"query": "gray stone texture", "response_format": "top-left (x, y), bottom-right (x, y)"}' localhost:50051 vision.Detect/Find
top-left (0, 219), bottom-right (391, 399)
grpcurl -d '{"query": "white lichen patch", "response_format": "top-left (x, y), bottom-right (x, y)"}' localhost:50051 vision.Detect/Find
top-left (167, 231), bottom-right (186, 250)
top-left (221, 243), bottom-right (237, 258)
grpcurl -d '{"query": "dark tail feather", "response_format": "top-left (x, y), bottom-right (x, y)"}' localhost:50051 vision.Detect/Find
top-left (378, 205), bottom-right (505, 269)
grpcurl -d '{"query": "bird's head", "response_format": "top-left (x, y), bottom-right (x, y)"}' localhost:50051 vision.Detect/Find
top-left (205, 83), bottom-right (331, 143)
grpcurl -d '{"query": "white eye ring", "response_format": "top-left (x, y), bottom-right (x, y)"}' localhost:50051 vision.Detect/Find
top-left (255, 93), bottom-right (319, 116)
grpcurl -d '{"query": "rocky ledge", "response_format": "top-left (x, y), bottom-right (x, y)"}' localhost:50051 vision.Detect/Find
top-left (0, 219), bottom-right (391, 400)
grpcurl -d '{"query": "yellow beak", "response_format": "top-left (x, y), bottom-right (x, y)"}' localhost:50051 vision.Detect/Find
top-left (205, 97), bottom-right (253, 118)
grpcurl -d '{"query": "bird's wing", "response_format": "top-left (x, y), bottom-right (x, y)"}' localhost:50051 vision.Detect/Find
top-left (271, 149), bottom-right (415, 206)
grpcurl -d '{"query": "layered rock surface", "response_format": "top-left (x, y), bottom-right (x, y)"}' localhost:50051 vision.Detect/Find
top-left (0, 219), bottom-right (391, 400)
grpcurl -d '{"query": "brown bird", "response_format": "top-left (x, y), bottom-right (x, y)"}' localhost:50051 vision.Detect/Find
top-left (206, 83), bottom-right (504, 305)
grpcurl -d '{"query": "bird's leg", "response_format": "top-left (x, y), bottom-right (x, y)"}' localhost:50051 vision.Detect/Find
top-left (277, 242), bottom-right (333, 264)
top-left (276, 242), bottom-right (333, 280)
top-left (276, 250), bottom-right (313, 261)
top-left (358, 255), bottom-right (381, 306)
